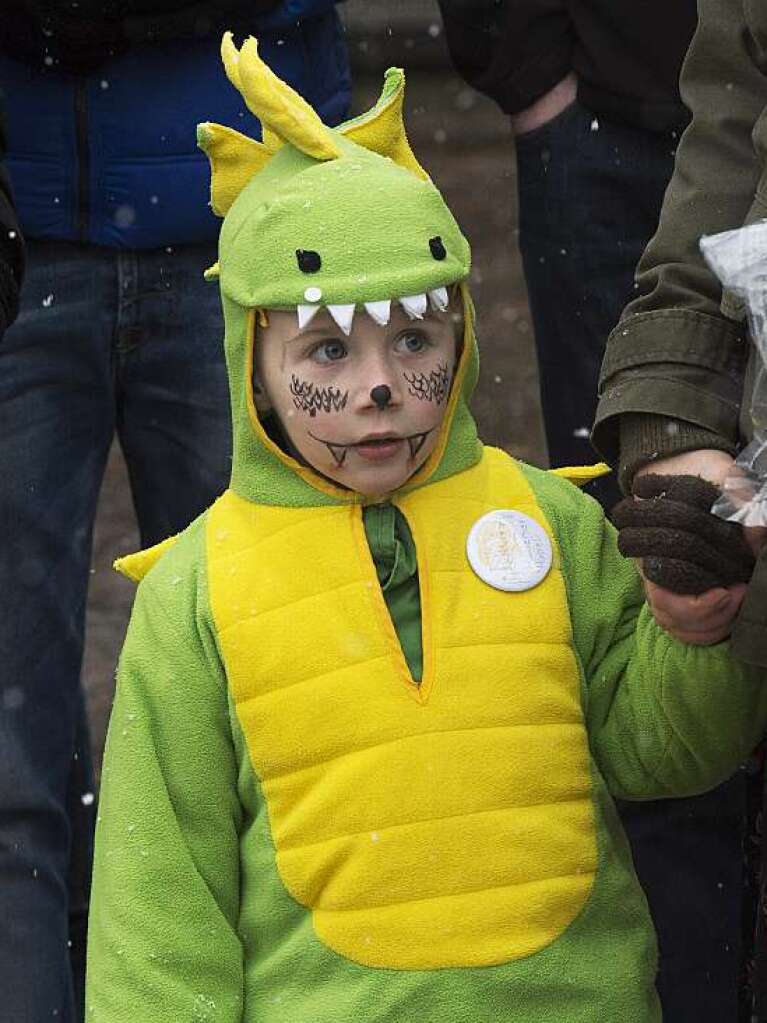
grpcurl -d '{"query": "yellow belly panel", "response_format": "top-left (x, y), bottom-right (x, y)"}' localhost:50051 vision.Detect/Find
top-left (209, 449), bottom-right (597, 969)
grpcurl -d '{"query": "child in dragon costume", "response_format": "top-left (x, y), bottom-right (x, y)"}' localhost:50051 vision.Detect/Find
top-left (86, 36), bottom-right (767, 1023)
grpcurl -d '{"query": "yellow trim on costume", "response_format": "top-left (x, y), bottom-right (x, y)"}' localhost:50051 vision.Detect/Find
top-left (349, 505), bottom-right (430, 704)
top-left (207, 448), bottom-right (596, 970)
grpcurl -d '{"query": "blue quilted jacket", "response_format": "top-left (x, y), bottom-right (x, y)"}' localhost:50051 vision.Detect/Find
top-left (0, 1), bottom-right (350, 248)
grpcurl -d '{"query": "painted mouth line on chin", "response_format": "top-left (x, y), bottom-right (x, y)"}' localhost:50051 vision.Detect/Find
top-left (307, 429), bottom-right (433, 467)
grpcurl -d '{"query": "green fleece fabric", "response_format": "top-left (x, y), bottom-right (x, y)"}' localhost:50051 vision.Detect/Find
top-left (87, 465), bottom-right (767, 1023)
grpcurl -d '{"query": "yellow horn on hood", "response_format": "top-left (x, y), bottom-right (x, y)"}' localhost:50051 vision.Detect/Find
top-left (221, 32), bottom-right (341, 161)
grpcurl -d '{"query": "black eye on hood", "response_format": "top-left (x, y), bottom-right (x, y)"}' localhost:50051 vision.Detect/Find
top-left (429, 236), bottom-right (446, 260)
top-left (296, 249), bottom-right (321, 273)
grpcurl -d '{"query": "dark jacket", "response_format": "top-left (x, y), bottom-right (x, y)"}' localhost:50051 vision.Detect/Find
top-left (593, 0), bottom-right (767, 664)
top-left (0, 102), bottom-right (23, 333)
top-left (0, 1), bottom-right (350, 248)
top-left (438, 0), bottom-right (697, 132)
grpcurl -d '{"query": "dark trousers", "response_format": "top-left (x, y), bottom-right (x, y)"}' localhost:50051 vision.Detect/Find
top-left (516, 100), bottom-right (751, 1022)
top-left (0, 240), bottom-right (232, 1022)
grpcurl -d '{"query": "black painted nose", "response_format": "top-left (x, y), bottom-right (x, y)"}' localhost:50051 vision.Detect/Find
top-left (370, 384), bottom-right (392, 410)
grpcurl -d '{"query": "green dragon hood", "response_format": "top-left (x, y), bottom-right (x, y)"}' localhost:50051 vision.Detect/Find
top-left (198, 35), bottom-right (482, 508)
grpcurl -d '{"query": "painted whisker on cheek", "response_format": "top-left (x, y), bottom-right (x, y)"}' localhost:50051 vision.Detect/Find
top-left (407, 431), bottom-right (430, 459)
top-left (307, 427), bottom-right (434, 467)
top-left (289, 374), bottom-right (349, 417)
top-left (325, 442), bottom-right (348, 467)
top-left (308, 431), bottom-right (349, 467)
top-left (403, 363), bottom-right (451, 404)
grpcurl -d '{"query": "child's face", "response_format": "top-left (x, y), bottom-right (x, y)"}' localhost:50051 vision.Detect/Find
top-left (256, 302), bottom-right (459, 499)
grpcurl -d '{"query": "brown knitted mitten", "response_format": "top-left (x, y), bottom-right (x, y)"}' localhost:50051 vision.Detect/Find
top-left (611, 474), bottom-right (755, 595)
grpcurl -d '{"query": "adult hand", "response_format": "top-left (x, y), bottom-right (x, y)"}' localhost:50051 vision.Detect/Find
top-left (642, 578), bottom-right (747, 646)
top-left (511, 72), bottom-right (577, 135)
top-left (636, 449), bottom-right (767, 557)
top-left (636, 449), bottom-right (736, 489)
top-left (614, 449), bottom-right (764, 645)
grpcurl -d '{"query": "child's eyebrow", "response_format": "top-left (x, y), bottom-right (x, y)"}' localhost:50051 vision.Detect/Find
top-left (285, 326), bottom-right (334, 345)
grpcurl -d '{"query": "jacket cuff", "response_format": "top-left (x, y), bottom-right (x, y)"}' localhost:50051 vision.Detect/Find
top-left (594, 308), bottom-right (747, 465)
top-left (616, 413), bottom-right (736, 493)
top-left (601, 309), bottom-right (746, 379)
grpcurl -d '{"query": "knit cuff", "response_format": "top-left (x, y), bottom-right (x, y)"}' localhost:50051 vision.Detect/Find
top-left (618, 413), bottom-right (736, 494)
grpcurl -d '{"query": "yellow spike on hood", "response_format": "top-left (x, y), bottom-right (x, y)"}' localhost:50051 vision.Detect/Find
top-left (341, 68), bottom-right (429, 181)
top-left (197, 121), bottom-right (272, 217)
top-left (222, 32), bottom-right (340, 161)
top-left (261, 124), bottom-right (284, 152)
top-left (199, 46), bottom-right (429, 223)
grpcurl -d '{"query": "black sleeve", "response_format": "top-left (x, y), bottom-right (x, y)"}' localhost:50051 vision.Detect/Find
top-left (0, 102), bottom-right (23, 336)
top-left (122, 0), bottom-right (285, 47)
top-left (0, 2), bottom-right (285, 75)
top-left (437, 0), bottom-right (574, 114)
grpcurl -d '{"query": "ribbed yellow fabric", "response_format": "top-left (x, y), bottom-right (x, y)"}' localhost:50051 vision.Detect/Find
top-left (207, 447), bottom-right (596, 969)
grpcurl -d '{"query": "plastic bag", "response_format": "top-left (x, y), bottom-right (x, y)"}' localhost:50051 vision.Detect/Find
top-left (700, 220), bottom-right (767, 525)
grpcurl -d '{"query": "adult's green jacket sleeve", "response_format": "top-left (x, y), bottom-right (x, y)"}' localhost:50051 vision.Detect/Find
top-left (591, 0), bottom-right (767, 667)
top-left (529, 466), bottom-right (767, 799)
top-left (86, 520), bottom-right (244, 1023)
top-left (593, 0), bottom-right (767, 478)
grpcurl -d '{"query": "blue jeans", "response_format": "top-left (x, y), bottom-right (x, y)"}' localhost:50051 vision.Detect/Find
top-left (0, 240), bottom-right (231, 1022)
top-left (517, 101), bottom-right (750, 1021)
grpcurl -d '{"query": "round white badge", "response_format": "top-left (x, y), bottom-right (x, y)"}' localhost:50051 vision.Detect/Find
top-left (466, 510), bottom-right (552, 592)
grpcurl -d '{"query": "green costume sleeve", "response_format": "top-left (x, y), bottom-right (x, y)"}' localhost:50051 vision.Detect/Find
top-left (524, 464), bottom-right (767, 800)
top-left (86, 520), bottom-right (244, 1022)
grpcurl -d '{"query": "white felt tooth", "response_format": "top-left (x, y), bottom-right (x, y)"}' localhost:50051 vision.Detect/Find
top-left (364, 299), bottom-right (391, 326)
top-left (297, 304), bottom-right (320, 330)
top-left (429, 286), bottom-right (449, 312)
top-left (399, 293), bottom-right (428, 319)
top-left (327, 303), bottom-right (356, 335)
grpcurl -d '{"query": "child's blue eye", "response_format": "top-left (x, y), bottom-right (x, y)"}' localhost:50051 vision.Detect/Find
top-left (312, 339), bottom-right (347, 363)
top-left (395, 332), bottom-right (428, 354)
